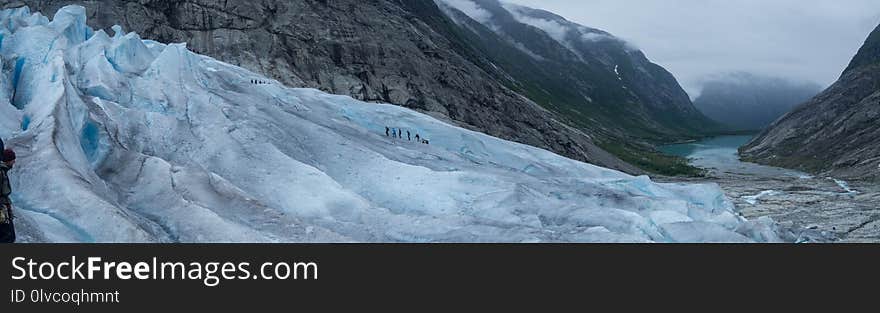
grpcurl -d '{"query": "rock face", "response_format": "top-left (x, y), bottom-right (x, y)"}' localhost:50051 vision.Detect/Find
top-left (3, 0), bottom-right (641, 173)
top-left (741, 24), bottom-right (880, 181)
top-left (694, 72), bottom-right (821, 130)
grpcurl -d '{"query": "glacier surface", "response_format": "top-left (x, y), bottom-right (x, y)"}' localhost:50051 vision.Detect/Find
top-left (0, 6), bottom-right (783, 243)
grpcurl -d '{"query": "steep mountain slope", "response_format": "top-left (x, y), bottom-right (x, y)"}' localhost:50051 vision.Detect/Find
top-left (433, 0), bottom-right (718, 174)
top-left (2, 0), bottom-right (636, 173)
top-left (0, 6), bottom-right (783, 242)
top-left (438, 0), bottom-right (717, 140)
top-left (741, 24), bottom-right (880, 181)
top-left (694, 73), bottom-right (821, 130)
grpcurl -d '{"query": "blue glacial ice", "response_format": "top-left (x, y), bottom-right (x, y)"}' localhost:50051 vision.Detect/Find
top-left (0, 5), bottom-right (784, 243)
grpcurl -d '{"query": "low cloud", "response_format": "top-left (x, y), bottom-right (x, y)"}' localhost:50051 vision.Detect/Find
top-left (580, 32), bottom-right (614, 42)
top-left (580, 30), bottom-right (639, 51)
top-left (502, 3), bottom-right (571, 42)
top-left (504, 0), bottom-right (880, 97)
top-left (436, 0), bottom-right (494, 25)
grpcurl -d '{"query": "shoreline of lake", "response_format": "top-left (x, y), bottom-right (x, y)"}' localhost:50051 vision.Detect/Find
top-left (659, 136), bottom-right (880, 243)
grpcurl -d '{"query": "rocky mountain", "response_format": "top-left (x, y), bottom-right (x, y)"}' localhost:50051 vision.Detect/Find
top-left (1, 0), bottom-right (714, 174)
top-left (437, 0), bottom-right (714, 136)
top-left (694, 73), bottom-right (821, 130)
top-left (435, 0), bottom-right (719, 172)
top-left (741, 24), bottom-right (880, 181)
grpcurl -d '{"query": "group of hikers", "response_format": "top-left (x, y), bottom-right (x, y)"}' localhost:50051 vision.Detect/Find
top-left (250, 79), bottom-right (270, 85)
top-left (385, 126), bottom-right (429, 145)
top-left (0, 138), bottom-right (16, 243)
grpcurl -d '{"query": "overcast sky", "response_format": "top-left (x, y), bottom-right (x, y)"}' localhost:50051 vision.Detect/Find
top-left (504, 0), bottom-right (880, 97)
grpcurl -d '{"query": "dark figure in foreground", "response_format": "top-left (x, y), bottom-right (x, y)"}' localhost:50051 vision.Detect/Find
top-left (0, 148), bottom-right (17, 243)
top-left (415, 134), bottom-right (420, 142)
top-left (407, 131), bottom-right (411, 141)
top-left (385, 127), bottom-right (390, 136)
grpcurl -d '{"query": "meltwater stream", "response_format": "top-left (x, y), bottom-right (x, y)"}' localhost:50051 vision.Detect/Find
top-left (661, 136), bottom-right (880, 242)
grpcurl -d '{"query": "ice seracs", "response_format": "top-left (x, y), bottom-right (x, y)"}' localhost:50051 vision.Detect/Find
top-left (0, 5), bottom-right (784, 243)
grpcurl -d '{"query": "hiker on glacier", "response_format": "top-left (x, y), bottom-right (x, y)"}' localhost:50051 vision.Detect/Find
top-left (0, 148), bottom-right (17, 243)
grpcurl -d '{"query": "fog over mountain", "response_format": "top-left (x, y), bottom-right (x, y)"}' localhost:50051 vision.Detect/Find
top-left (505, 0), bottom-right (880, 97)
top-left (743, 23), bottom-right (880, 181)
top-left (693, 73), bottom-right (822, 130)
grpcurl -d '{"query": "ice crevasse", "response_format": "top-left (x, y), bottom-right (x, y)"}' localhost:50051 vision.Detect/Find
top-left (0, 5), bottom-right (785, 243)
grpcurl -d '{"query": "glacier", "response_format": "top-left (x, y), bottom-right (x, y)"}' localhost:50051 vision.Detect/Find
top-left (0, 5), bottom-right (784, 243)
